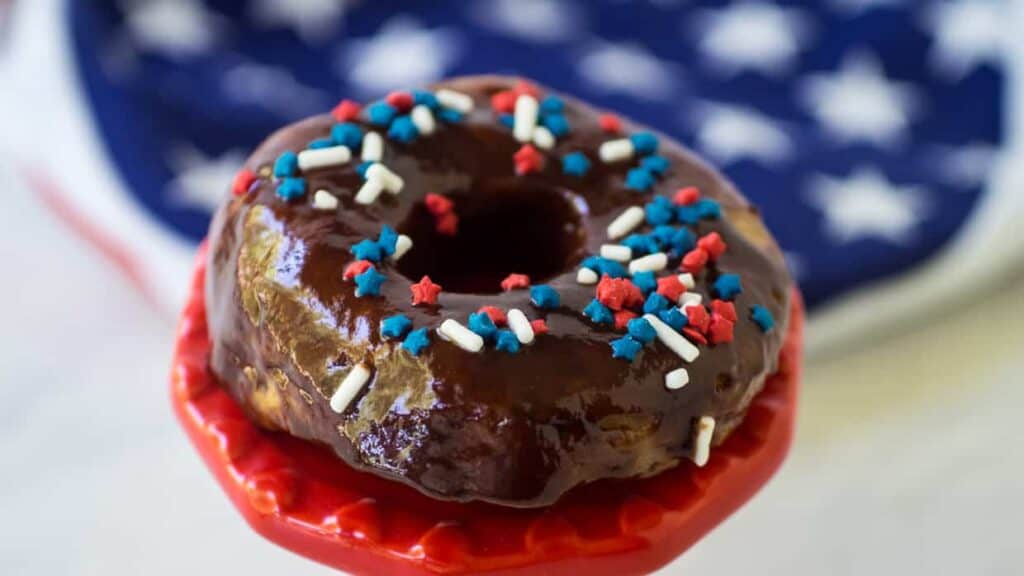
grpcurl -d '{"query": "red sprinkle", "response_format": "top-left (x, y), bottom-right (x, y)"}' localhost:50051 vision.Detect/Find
top-left (673, 187), bottom-right (701, 206)
top-left (614, 309), bottom-right (638, 330)
top-left (683, 327), bottom-right (708, 345)
top-left (656, 275), bottom-right (686, 303)
top-left (343, 260), bottom-right (373, 280)
top-left (411, 276), bottom-right (442, 306)
top-left (331, 99), bottom-right (362, 122)
top-left (514, 145), bottom-right (544, 175)
top-left (681, 248), bottom-right (709, 273)
top-left (513, 79), bottom-right (541, 98)
top-left (491, 90), bottom-right (517, 114)
top-left (435, 212), bottom-right (459, 236)
top-left (597, 276), bottom-right (643, 311)
top-left (500, 273), bottom-right (531, 291)
top-left (599, 114), bottom-right (622, 134)
top-left (478, 306), bottom-right (507, 326)
top-left (231, 169), bottom-right (256, 197)
top-left (708, 315), bottom-right (735, 344)
top-left (711, 300), bottom-right (737, 322)
top-left (385, 91), bottom-right (414, 112)
top-left (425, 193), bottom-right (455, 216)
top-left (530, 319), bottom-right (549, 335)
top-left (698, 232), bottom-right (728, 260)
top-left (685, 305), bottom-right (710, 333)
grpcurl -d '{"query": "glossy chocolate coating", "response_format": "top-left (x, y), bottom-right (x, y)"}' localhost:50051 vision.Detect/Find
top-left (206, 76), bottom-right (792, 507)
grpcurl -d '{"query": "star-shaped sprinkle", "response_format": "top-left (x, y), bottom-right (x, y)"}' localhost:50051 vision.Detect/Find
top-left (331, 122), bottom-right (364, 149)
top-left (614, 310), bottom-right (637, 330)
top-left (530, 319), bottom-right (549, 335)
top-left (514, 144), bottom-right (544, 175)
top-left (645, 198), bottom-right (675, 225)
top-left (541, 113), bottom-right (570, 137)
top-left (698, 232), bottom-right (727, 260)
top-left (540, 95), bottom-right (564, 114)
top-left (632, 271), bottom-right (658, 295)
top-left (495, 330), bottom-right (521, 353)
top-left (331, 99), bottom-right (362, 122)
top-left (714, 274), bottom-right (743, 300)
top-left (640, 155), bottom-right (670, 175)
top-left (658, 308), bottom-right (688, 331)
top-left (643, 293), bottom-right (670, 314)
top-left (501, 273), bottom-right (531, 291)
top-left (388, 116), bottom-right (420, 143)
top-left (402, 327), bottom-right (431, 355)
top-left (610, 336), bottom-right (643, 362)
top-left (478, 306), bottom-right (507, 326)
top-left (380, 314), bottom-right (412, 339)
top-left (562, 152), bottom-right (591, 177)
top-left (695, 199), bottom-right (721, 219)
top-left (411, 276), bottom-right (442, 306)
top-left (681, 249), bottom-right (709, 273)
top-left (629, 132), bottom-right (658, 155)
top-left (656, 275), bottom-right (686, 302)
top-left (366, 101), bottom-right (398, 126)
top-left (708, 315), bottom-right (735, 344)
top-left (750, 305), bottom-right (775, 332)
top-left (377, 225), bottom-right (399, 256)
top-left (686, 305), bottom-right (711, 333)
top-left (468, 312), bottom-right (498, 341)
top-left (231, 169), bottom-right (256, 197)
top-left (668, 228), bottom-right (697, 254)
top-left (354, 268), bottom-right (386, 297)
top-left (581, 257), bottom-right (628, 279)
top-left (584, 299), bottom-right (615, 325)
top-left (673, 187), bottom-right (701, 206)
top-left (276, 177), bottom-right (306, 201)
top-left (626, 168), bottom-right (656, 192)
top-left (711, 300), bottom-right (738, 322)
top-left (627, 318), bottom-right (657, 344)
top-left (530, 285), bottom-right (561, 309)
top-left (350, 239), bottom-right (383, 262)
top-left (599, 114), bottom-right (622, 133)
top-left (273, 151), bottom-right (297, 178)
top-left (343, 260), bottom-right (373, 280)
top-left (622, 234), bottom-right (660, 257)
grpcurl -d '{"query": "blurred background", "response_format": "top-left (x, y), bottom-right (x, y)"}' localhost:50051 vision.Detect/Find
top-left (1, 1), bottom-right (1022, 574)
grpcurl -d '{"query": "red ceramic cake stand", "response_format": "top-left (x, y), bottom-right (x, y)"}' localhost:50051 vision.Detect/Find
top-left (171, 243), bottom-right (803, 575)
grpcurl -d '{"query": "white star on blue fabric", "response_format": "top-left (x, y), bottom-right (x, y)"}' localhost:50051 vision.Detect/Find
top-left (577, 41), bottom-right (677, 101)
top-left (692, 102), bottom-right (793, 166)
top-left (221, 63), bottom-right (330, 118)
top-left (806, 168), bottom-right (929, 244)
top-left (124, 0), bottom-right (223, 57)
top-left (249, 0), bottom-right (352, 43)
top-left (829, 0), bottom-right (906, 17)
top-left (166, 146), bottom-right (247, 214)
top-left (694, 1), bottom-right (812, 77)
top-left (929, 143), bottom-right (999, 188)
top-left (925, 0), bottom-right (1003, 80)
top-left (340, 17), bottom-right (462, 96)
top-left (468, 0), bottom-right (583, 43)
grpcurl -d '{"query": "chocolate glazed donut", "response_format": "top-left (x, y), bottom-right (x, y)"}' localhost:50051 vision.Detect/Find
top-left (206, 76), bottom-right (792, 508)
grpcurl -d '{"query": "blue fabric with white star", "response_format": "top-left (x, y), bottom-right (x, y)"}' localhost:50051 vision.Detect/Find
top-left (68, 1), bottom-right (1005, 310)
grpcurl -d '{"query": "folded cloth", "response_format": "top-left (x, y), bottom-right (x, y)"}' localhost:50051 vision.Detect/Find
top-left (2, 0), bottom-right (1021, 353)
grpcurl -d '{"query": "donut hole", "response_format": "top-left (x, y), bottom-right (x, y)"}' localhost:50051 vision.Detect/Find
top-left (397, 181), bottom-right (586, 293)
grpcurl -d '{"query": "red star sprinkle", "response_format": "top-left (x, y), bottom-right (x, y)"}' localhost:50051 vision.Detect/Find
top-left (698, 232), bottom-right (728, 260)
top-left (513, 79), bottom-right (541, 98)
top-left (614, 309), bottom-right (638, 330)
top-left (331, 99), bottom-right (362, 122)
top-left (530, 319), bottom-right (549, 335)
top-left (343, 260), bottom-right (374, 280)
top-left (711, 300), bottom-right (737, 322)
top-left (435, 212), bottom-right (459, 236)
top-left (683, 327), bottom-right (708, 345)
top-left (656, 275), bottom-right (686, 303)
top-left (708, 315), bottom-right (735, 344)
top-left (425, 193), bottom-right (454, 216)
top-left (599, 113), bottom-right (622, 134)
top-left (411, 276), bottom-right (442, 306)
top-left (491, 90), bottom-right (517, 114)
top-left (500, 273), bottom-right (531, 291)
top-left (478, 306), bottom-right (507, 326)
top-left (673, 187), bottom-right (701, 206)
top-left (514, 144), bottom-right (544, 175)
top-left (685, 305), bottom-right (710, 333)
top-left (681, 248), bottom-right (709, 273)
top-left (231, 169), bottom-right (256, 197)
top-left (385, 91), bottom-right (414, 112)
top-left (597, 276), bottom-right (643, 311)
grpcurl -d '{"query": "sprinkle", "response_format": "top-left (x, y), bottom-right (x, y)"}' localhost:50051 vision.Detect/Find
top-left (629, 132), bottom-right (658, 155)
top-left (312, 190), bottom-right (338, 211)
top-left (679, 273), bottom-right (696, 289)
top-left (514, 144), bottom-right (544, 175)
top-left (599, 113), bottom-right (622, 134)
top-left (641, 155), bottom-right (670, 175)
top-left (350, 239), bottom-right (383, 263)
top-left (273, 151), bottom-right (298, 178)
top-left (651, 224), bottom-right (677, 247)
top-left (708, 315), bottom-right (735, 344)
top-left (711, 300), bottom-right (737, 322)
top-left (410, 105), bottom-right (437, 136)
top-left (491, 90), bottom-right (517, 113)
top-left (438, 109), bottom-right (464, 123)
top-left (232, 169), bottom-right (256, 197)
top-left (683, 327), bottom-right (707, 345)
top-left (698, 232), bottom-right (728, 260)
top-left (425, 193), bottom-right (454, 215)
top-left (411, 276), bottom-right (442, 306)
top-left (577, 267), bottom-right (599, 285)
top-left (680, 292), bottom-right (705, 312)
top-left (750, 305), bottom-right (776, 332)
top-left (677, 205), bottom-right (701, 225)
top-left (643, 313), bottom-right (700, 363)
top-left (366, 163), bottom-right (404, 194)
top-left (276, 177), bottom-right (305, 201)
top-left (582, 257), bottom-right (628, 279)
top-left (392, 234), bottom-right (414, 260)
top-left (532, 126), bottom-right (555, 150)
top-left (331, 99), bottom-right (362, 122)
top-left (478, 306), bottom-right (507, 326)
top-left (530, 319), bottom-right (549, 335)
top-left (645, 198), bottom-right (675, 225)
top-left (435, 89), bottom-right (474, 113)
top-left (361, 132), bottom-right (384, 162)
top-left (354, 177), bottom-right (385, 205)
top-left (685, 304), bottom-right (710, 332)
top-left (629, 252), bottom-right (668, 275)
top-left (541, 113), bottom-right (569, 137)
top-left (500, 113), bottom-right (516, 128)
top-left (377, 225), bottom-right (399, 256)
top-left (539, 95), bottom-right (564, 114)
top-left (308, 138), bottom-right (335, 150)
top-left (596, 276), bottom-right (643, 310)
top-left (530, 285), bottom-right (561, 309)
top-left (412, 90), bottom-right (440, 109)
top-left (437, 211), bottom-right (459, 236)
top-left (438, 319), bottom-right (485, 353)
top-left (513, 79), bottom-right (541, 97)
top-left (611, 336), bottom-right (643, 362)
top-left (625, 168), bottom-right (656, 192)
top-left (400, 328), bottom-right (430, 356)
top-left (506, 309), bottom-right (535, 344)
top-left (468, 311), bottom-right (498, 341)
top-left (380, 314), bottom-right (412, 339)
top-left (584, 299), bottom-right (614, 325)
top-left (342, 260), bottom-right (373, 280)
top-left (714, 274), bottom-right (743, 300)
top-left (614, 309), bottom-right (638, 330)
top-left (298, 146), bottom-right (351, 171)
top-left (695, 198), bottom-right (722, 219)
top-left (627, 317), bottom-right (657, 343)
top-left (513, 94), bottom-right (539, 143)
top-left (600, 244), bottom-right (632, 262)
top-left (668, 228), bottom-right (697, 254)
top-left (354, 268), bottom-right (386, 297)
top-left (643, 292), bottom-right (670, 314)
top-left (692, 416), bottom-right (715, 467)
top-left (329, 364), bottom-right (371, 413)
top-left (658, 307), bottom-right (688, 331)
top-left (622, 234), bottom-right (660, 256)
top-left (632, 271), bottom-right (657, 295)
top-left (331, 123), bottom-right (364, 149)
top-left (562, 152), bottom-right (591, 177)
top-left (501, 273), bottom-right (531, 291)
top-left (495, 330), bottom-right (521, 353)
top-left (665, 368), bottom-right (689, 390)
top-left (356, 161), bottom-right (375, 178)
top-left (606, 206), bottom-right (645, 239)
top-left (385, 90), bottom-right (414, 112)
top-left (656, 275), bottom-right (687, 302)
top-left (599, 139), bottom-right (635, 163)
top-left (388, 116), bottom-right (419, 143)
top-left (681, 248), bottom-right (709, 273)
top-left (673, 187), bottom-right (701, 206)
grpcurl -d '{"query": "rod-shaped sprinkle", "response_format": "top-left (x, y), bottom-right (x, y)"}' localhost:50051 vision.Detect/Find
top-left (330, 364), bottom-right (371, 413)
top-left (643, 313), bottom-right (700, 362)
top-left (361, 132), bottom-right (383, 162)
top-left (366, 163), bottom-right (404, 194)
top-left (391, 234), bottom-right (413, 260)
top-left (600, 244), bottom-right (633, 263)
top-left (312, 190), bottom-right (338, 211)
top-left (678, 273), bottom-right (696, 289)
top-left (532, 126), bottom-right (555, 150)
top-left (629, 252), bottom-right (668, 275)
top-left (665, 367), bottom-right (689, 390)
top-left (506, 308), bottom-right (535, 345)
top-left (679, 291), bottom-right (703, 309)
top-left (607, 206), bottom-right (645, 239)
top-left (438, 319), bottom-right (485, 353)
top-left (435, 89), bottom-right (474, 113)
top-left (599, 139), bottom-right (635, 163)
top-left (514, 94), bottom-right (539, 143)
top-left (297, 145), bottom-right (351, 171)
top-left (692, 416), bottom-right (716, 467)
top-left (576, 267), bottom-right (599, 285)
top-left (354, 177), bottom-right (385, 205)
top-left (410, 105), bottom-right (436, 136)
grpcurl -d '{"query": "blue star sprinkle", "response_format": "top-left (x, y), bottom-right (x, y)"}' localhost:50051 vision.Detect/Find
top-left (651, 225), bottom-right (677, 247)
top-left (495, 330), bottom-right (521, 353)
top-left (643, 292), bottom-right (670, 314)
top-left (645, 198), bottom-right (675, 224)
top-left (581, 256), bottom-right (628, 279)
top-left (366, 101), bottom-right (397, 126)
top-left (437, 109), bottom-right (464, 123)
top-left (611, 336), bottom-right (643, 362)
top-left (273, 151), bottom-right (298, 178)
top-left (498, 114), bottom-right (514, 129)
top-left (276, 177), bottom-right (305, 201)
top-left (331, 122), bottom-right (364, 149)
top-left (695, 198), bottom-right (722, 220)
top-left (388, 115), bottom-right (419, 143)
top-left (380, 314), bottom-right (412, 339)
top-left (640, 155), bottom-right (670, 175)
top-left (539, 95), bottom-right (564, 114)
top-left (622, 234), bottom-right (660, 256)
top-left (402, 328), bottom-right (431, 356)
top-left (541, 113), bottom-right (570, 137)
top-left (714, 274), bottom-right (743, 300)
top-left (377, 225), bottom-right (399, 256)
top-left (583, 299), bottom-right (614, 324)
top-left (530, 285), bottom-right (561, 309)
top-left (668, 228), bottom-right (697, 253)
top-left (632, 271), bottom-right (658, 295)
top-left (629, 132), bottom-right (658, 155)
top-left (350, 239), bottom-right (383, 262)
top-left (354, 268), bottom-right (386, 297)
top-left (412, 90), bottom-right (440, 109)
top-left (627, 317), bottom-right (657, 344)
top-left (751, 305), bottom-right (776, 332)
top-left (677, 205), bottom-right (701, 225)
top-left (562, 152), bottom-right (591, 177)
top-left (468, 311), bottom-right (498, 341)
top-left (658, 307), bottom-right (688, 331)
top-left (626, 167), bottom-right (656, 192)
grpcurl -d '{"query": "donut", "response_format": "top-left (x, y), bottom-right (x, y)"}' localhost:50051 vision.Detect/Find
top-left (206, 75), bottom-right (792, 507)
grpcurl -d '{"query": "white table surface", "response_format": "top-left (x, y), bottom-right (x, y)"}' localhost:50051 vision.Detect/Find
top-left (1, 161), bottom-right (1021, 576)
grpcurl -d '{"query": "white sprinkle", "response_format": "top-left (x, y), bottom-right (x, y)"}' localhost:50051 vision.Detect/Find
top-left (366, 163), bottom-right (404, 194)
top-left (678, 273), bottom-right (696, 290)
top-left (297, 145), bottom-right (351, 171)
top-left (435, 89), bottom-right (474, 113)
top-left (410, 105), bottom-right (436, 136)
top-left (643, 314), bottom-right (700, 363)
top-left (679, 292), bottom-right (703, 310)
top-left (361, 132), bottom-right (383, 162)
top-left (506, 309), bottom-right (535, 345)
top-left (600, 244), bottom-right (632, 262)
top-left (438, 319), bottom-right (484, 353)
top-left (312, 190), bottom-right (338, 211)
top-left (329, 364), bottom-right (371, 413)
top-left (606, 206), bottom-right (645, 239)
top-left (629, 252), bottom-right (668, 275)
top-left (354, 177), bottom-right (385, 205)
top-left (532, 126), bottom-right (555, 150)
top-left (576, 268), bottom-right (599, 285)
top-left (513, 94), bottom-right (539, 143)
top-left (692, 416), bottom-right (716, 467)
top-left (599, 139), bottom-right (635, 163)
top-left (391, 234), bottom-right (413, 260)
top-left (665, 368), bottom-right (690, 390)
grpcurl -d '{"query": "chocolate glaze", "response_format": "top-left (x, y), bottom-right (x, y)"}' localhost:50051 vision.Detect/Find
top-left (206, 76), bottom-right (792, 507)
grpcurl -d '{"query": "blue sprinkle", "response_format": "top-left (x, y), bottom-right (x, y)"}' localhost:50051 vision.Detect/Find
top-left (388, 115), bottom-right (419, 143)
top-left (437, 108), bottom-right (464, 123)
top-left (380, 314), bottom-right (412, 339)
top-left (377, 225), bottom-right (399, 256)
top-left (468, 312), bottom-right (498, 341)
top-left (581, 256), bottom-right (628, 279)
top-left (308, 138), bottom-right (335, 150)
top-left (402, 328), bottom-right (431, 356)
top-left (668, 228), bottom-right (697, 254)
top-left (640, 155), bottom-right (670, 175)
top-left (643, 292), bottom-right (670, 314)
top-left (651, 225), bottom-right (677, 247)
top-left (751, 305), bottom-right (776, 332)
top-left (583, 299), bottom-right (614, 325)
top-left (629, 132), bottom-right (659, 155)
top-left (354, 268), bottom-right (386, 297)
top-left (273, 151), bottom-right (298, 178)
top-left (562, 152), bottom-right (591, 177)
top-left (357, 161), bottom-right (375, 178)
top-left (645, 200), bottom-right (675, 225)
top-left (714, 274), bottom-right (743, 300)
top-left (658, 308), bottom-right (688, 331)
top-left (276, 177), bottom-right (305, 201)
top-left (632, 271), bottom-right (658, 295)
top-left (695, 198), bottom-right (722, 220)
top-left (626, 168), bottom-right (656, 193)
top-left (412, 90), bottom-right (440, 109)
top-left (539, 95), bottom-right (564, 114)
top-left (331, 122), bottom-right (363, 149)
top-left (530, 285), bottom-right (561, 309)
top-left (350, 239), bottom-right (383, 262)
top-left (622, 234), bottom-right (660, 256)
top-left (611, 336), bottom-right (643, 362)
top-left (677, 205), bottom-right (701, 225)
top-left (627, 318), bottom-right (657, 344)
top-left (541, 113), bottom-right (570, 137)
top-left (366, 101), bottom-right (397, 126)
top-left (495, 330), bottom-right (521, 353)
top-left (498, 114), bottom-right (515, 129)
